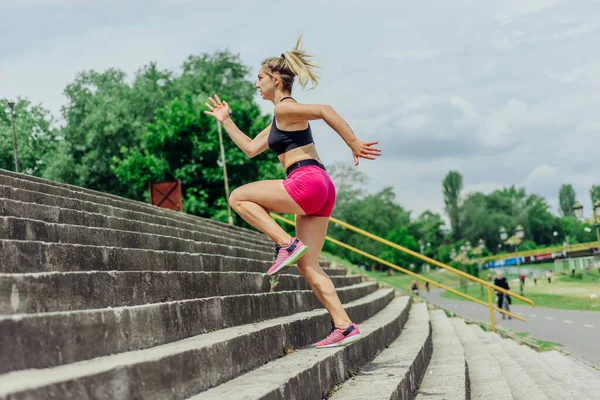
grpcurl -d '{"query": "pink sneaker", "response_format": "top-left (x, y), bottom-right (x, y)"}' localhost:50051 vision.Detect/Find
top-left (315, 322), bottom-right (361, 348)
top-left (267, 237), bottom-right (308, 276)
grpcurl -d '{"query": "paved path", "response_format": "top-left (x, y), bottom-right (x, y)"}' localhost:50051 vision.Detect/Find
top-left (421, 289), bottom-right (600, 367)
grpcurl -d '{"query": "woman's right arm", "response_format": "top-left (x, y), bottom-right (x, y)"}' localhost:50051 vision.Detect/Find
top-left (205, 95), bottom-right (270, 158)
top-left (221, 119), bottom-right (271, 158)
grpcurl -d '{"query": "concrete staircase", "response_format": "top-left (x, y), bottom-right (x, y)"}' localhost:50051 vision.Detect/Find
top-left (0, 168), bottom-right (598, 399)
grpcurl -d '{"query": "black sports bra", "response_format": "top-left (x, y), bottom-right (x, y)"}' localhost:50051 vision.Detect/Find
top-left (268, 97), bottom-right (315, 155)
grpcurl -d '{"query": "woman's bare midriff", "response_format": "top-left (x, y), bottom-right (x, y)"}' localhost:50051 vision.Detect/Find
top-left (278, 143), bottom-right (323, 171)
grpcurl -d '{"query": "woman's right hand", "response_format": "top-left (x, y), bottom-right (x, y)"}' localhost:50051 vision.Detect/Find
top-left (204, 95), bottom-right (231, 123)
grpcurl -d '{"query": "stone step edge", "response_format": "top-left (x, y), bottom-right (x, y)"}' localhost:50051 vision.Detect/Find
top-left (0, 169), bottom-right (262, 238)
top-left (0, 272), bottom-right (363, 314)
top-left (0, 282), bottom-right (379, 374)
top-left (0, 216), bottom-right (273, 257)
top-left (330, 302), bottom-right (432, 400)
top-left (191, 296), bottom-right (411, 400)
top-left (468, 325), bottom-right (546, 400)
top-left (539, 351), bottom-right (600, 396)
top-left (507, 338), bottom-right (591, 399)
top-left (451, 318), bottom-right (512, 399)
top-left (489, 333), bottom-right (576, 400)
top-left (0, 217), bottom-right (274, 263)
top-left (0, 194), bottom-right (271, 248)
top-left (0, 239), bottom-right (341, 275)
top-left (0, 288), bottom-right (395, 398)
top-left (415, 310), bottom-right (466, 400)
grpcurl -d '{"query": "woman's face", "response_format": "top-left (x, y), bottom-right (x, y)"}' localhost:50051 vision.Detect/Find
top-left (255, 67), bottom-right (278, 101)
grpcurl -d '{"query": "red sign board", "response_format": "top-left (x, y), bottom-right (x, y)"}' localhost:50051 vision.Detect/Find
top-left (150, 180), bottom-right (182, 211)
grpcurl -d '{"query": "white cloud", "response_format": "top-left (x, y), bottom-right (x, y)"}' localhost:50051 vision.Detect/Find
top-left (560, 62), bottom-right (600, 85)
top-left (493, 0), bottom-right (564, 24)
top-left (384, 49), bottom-right (444, 61)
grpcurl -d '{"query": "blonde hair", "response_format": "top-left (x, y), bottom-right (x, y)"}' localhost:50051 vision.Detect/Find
top-left (261, 34), bottom-right (321, 92)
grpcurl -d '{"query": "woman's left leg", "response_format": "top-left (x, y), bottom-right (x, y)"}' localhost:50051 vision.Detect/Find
top-left (295, 214), bottom-right (352, 329)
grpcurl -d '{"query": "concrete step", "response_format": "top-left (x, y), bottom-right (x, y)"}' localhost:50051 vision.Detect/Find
top-left (0, 240), bottom-right (345, 276)
top-left (415, 310), bottom-right (466, 400)
top-left (0, 216), bottom-right (274, 262)
top-left (0, 288), bottom-right (395, 400)
top-left (469, 326), bottom-right (546, 400)
top-left (0, 197), bottom-right (273, 253)
top-left (0, 169), bottom-right (262, 241)
top-left (539, 350), bottom-right (600, 398)
top-left (491, 334), bottom-right (584, 400)
top-left (329, 302), bottom-right (431, 400)
top-left (450, 319), bottom-right (512, 399)
top-left (192, 296), bottom-right (411, 400)
top-left (1, 281), bottom-right (378, 373)
top-left (0, 271), bottom-right (363, 313)
top-left (0, 186), bottom-right (272, 248)
top-left (515, 343), bottom-right (592, 399)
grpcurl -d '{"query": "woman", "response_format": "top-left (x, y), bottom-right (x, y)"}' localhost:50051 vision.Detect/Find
top-left (204, 35), bottom-right (381, 348)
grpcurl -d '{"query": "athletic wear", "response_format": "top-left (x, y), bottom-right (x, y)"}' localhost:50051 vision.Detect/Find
top-left (315, 322), bottom-right (362, 348)
top-left (282, 163), bottom-right (336, 217)
top-left (267, 97), bottom-right (315, 155)
top-left (267, 237), bottom-right (308, 276)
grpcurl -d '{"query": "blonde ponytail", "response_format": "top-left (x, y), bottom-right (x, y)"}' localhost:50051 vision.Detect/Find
top-left (261, 34), bottom-right (321, 92)
top-left (281, 34), bottom-right (321, 89)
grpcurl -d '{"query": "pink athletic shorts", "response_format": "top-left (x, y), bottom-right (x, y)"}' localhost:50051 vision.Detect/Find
top-left (282, 165), bottom-right (336, 217)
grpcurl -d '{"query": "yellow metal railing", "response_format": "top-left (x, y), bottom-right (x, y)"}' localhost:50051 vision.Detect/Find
top-left (271, 213), bottom-right (535, 332)
top-left (471, 240), bottom-right (600, 264)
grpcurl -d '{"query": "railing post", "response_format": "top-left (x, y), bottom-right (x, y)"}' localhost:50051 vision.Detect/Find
top-left (487, 286), bottom-right (496, 332)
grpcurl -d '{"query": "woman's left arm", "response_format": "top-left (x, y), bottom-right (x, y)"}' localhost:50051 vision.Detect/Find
top-left (275, 102), bottom-right (382, 165)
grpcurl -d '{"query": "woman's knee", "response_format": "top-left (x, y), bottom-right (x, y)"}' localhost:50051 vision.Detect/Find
top-left (229, 188), bottom-right (243, 210)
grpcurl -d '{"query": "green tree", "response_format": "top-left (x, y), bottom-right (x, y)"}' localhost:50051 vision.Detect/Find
top-left (113, 91), bottom-right (279, 221)
top-left (443, 170), bottom-right (463, 239)
top-left (325, 186), bottom-right (411, 265)
top-left (558, 184), bottom-right (576, 217)
top-left (0, 99), bottom-right (59, 176)
top-left (380, 226), bottom-right (420, 270)
top-left (52, 51), bottom-right (257, 199)
top-left (408, 210), bottom-right (446, 257)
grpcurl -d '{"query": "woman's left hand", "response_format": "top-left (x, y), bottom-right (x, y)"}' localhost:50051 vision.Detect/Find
top-left (350, 139), bottom-right (382, 166)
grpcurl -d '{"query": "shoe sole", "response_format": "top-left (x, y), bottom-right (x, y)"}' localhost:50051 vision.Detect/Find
top-left (315, 333), bottom-right (362, 349)
top-left (267, 245), bottom-right (308, 276)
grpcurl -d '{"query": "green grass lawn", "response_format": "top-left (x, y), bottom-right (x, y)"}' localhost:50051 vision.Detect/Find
top-left (441, 269), bottom-right (600, 311)
top-left (321, 251), bottom-right (462, 293)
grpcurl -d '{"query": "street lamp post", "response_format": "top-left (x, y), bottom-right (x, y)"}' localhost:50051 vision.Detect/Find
top-left (499, 227), bottom-right (508, 242)
top-left (7, 101), bottom-right (19, 173)
top-left (573, 201), bottom-right (600, 246)
top-left (593, 200), bottom-right (600, 245)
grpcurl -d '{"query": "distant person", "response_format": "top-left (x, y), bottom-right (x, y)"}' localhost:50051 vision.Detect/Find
top-left (494, 270), bottom-right (511, 320)
top-left (425, 281), bottom-right (430, 292)
top-left (487, 272), bottom-right (493, 282)
top-left (387, 268), bottom-right (394, 276)
top-left (532, 272), bottom-right (538, 286)
top-left (547, 270), bottom-right (552, 284)
top-left (520, 273), bottom-right (526, 295)
top-left (411, 281), bottom-right (420, 296)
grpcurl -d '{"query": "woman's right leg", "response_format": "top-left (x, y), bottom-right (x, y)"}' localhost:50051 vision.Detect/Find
top-left (229, 180), bottom-right (305, 246)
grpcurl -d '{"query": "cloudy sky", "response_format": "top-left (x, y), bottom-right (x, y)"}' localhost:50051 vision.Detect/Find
top-left (2, 0), bottom-right (599, 221)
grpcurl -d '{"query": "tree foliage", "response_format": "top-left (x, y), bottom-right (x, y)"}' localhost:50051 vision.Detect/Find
top-left (443, 170), bottom-right (463, 239)
top-left (558, 184), bottom-right (576, 217)
top-left (0, 99), bottom-right (59, 176)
